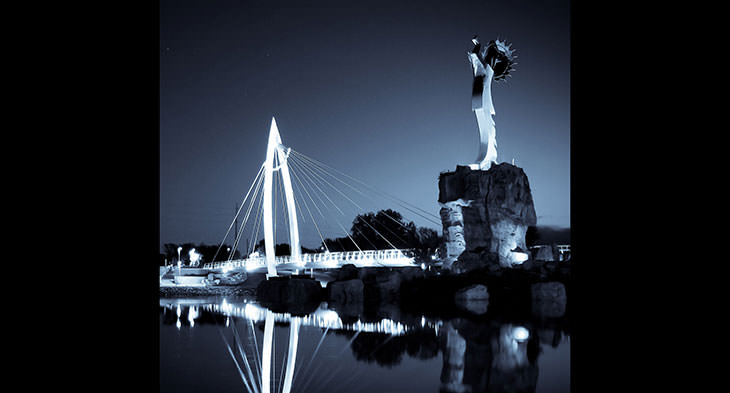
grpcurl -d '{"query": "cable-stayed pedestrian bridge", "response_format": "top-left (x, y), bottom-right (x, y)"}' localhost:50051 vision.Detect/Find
top-left (201, 116), bottom-right (441, 278)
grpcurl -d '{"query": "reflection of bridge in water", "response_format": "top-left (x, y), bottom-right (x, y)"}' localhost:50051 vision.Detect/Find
top-left (160, 298), bottom-right (568, 393)
top-left (160, 299), bottom-right (440, 336)
top-left (161, 298), bottom-right (442, 393)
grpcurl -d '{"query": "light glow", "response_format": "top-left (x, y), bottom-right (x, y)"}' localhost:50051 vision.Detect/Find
top-left (513, 326), bottom-right (529, 342)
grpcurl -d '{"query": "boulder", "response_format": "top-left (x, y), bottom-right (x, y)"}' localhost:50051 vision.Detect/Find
top-left (256, 276), bottom-right (323, 311)
top-left (531, 281), bottom-right (567, 318)
top-left (439, 163), bottom-right (537, 271)
top-left (218, 271), bottom-right (247, 285)
top-left (335, 264), bottom-right (359, 281)
top-left (450, 251), bottom-right (499, 275)
top-left (398, 266), bottom-right (425, 282)
top-left (327, 278), bottom-right (364, 304)
top-left (358, 267), bottom-right (382, 282)
top-left (534, 246), bottom-right (554, 261)
top-left (454, 285), bottom-right (489, 315)
top-left (454, 284), bottom-right (489, 300)
top-left (368, 270), bottom-right (402, 303)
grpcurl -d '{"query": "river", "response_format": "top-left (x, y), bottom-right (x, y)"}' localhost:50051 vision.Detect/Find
top-left (160, 295), bottom-right (570, 393)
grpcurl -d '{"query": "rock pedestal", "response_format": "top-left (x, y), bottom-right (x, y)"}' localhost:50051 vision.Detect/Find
top-left (439, 163), bottom-right (537, 272)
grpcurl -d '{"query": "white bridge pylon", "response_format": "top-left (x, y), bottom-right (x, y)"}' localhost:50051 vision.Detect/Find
top-left (263, 117), bottom-right (301, 278)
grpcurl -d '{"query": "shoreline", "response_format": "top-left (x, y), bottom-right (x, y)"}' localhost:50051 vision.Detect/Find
top-left (159, 285), bottom-right (255, 297)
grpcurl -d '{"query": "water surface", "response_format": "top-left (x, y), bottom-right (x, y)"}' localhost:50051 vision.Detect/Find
top-left (160, 297), bottom-right (569, 393)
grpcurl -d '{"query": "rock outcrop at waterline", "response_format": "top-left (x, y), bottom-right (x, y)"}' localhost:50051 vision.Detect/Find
top-left (256, 275), bottom-right (324, 315)
top-left (439, 163), bottom-right (537, 273)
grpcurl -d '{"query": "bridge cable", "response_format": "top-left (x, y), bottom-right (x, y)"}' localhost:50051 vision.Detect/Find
top-left (292, 155), bottom-right (377, 252)
top-left (286, 160), bottom-right (330, 252)
top-left (232, 172), bottom-right (264, 261)
top-left (250, 185), bottom-right (266, 256)
top-left (288, 154), bottom-right (401, 250)
top-left (292, 150), bottom-right (442, 229)
top-left (288, 153), bottom-right (436, 239)
top-left (291, 150), bottom-right (442, 226)
top-left (286, 157), bottom-right (363, 252)
top-left (219, 166), bottom-right (263, 263)
top-left (287, 156), bottom-right (386, 251)
top-left (211, 163), bottom-right (264, 263)
top-left (229, 166), bottom-right (266, 261)
top-left (230, 168), bottom-right (265, 261)
top-left (291, 148), bottom-right (442, 222)
top-left (289, 153), bottom-right (414, 231)
top-left (247, 178), bottom-right (267, 256)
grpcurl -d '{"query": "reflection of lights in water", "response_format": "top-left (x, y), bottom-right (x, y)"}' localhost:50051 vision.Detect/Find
top-left (244, 303), bottom-right (265, 320)
top-left (226, 317), bottom-right (230, 327)
top-left (176, 305), bottom-right (181, 317)
top-left (421, 316), bottom-right (426, 327)
top-left (211, 301), bottom-right (410, 335)
top-left (421, 263), bottom-right (426, 270)
top-left (495, 324), bottom-right (529, 369)
top-left (188, 306), bottom-right (198, 327)
top-left (513, 326), bottom-right (529, 342)
top-left (176, 318), bottom-right (181, 330)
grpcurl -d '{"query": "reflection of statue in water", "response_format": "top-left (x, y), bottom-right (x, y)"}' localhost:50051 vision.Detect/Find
top-left (440, 320), bottom-right (539, 393)
top-left (468, 36), bottom-right (516, 170)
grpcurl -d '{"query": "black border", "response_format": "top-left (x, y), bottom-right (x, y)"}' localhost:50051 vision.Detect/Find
top-left (61, 1), bottom-right (667, 391)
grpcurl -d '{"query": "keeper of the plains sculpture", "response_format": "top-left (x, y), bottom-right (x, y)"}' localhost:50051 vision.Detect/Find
top-left (467, 36), bottom-right (516, 170)
top-left (438, 36), bottom-right (536, 272)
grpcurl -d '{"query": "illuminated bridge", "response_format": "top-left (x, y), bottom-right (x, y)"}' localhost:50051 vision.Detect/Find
top-left (203, 248), bottom-right (416, 271)
top-left (202, 117), bottom-right (440, 278)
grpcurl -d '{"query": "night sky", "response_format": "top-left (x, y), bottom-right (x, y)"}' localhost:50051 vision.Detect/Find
top-left (160, 0), bottom-right (570, 252)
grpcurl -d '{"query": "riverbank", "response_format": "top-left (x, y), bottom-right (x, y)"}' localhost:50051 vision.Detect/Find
top-left (159, 285), bottom-right (255, 297)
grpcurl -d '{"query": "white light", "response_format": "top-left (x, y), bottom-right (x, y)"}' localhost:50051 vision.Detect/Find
top-left (512, 252), bottom-right (529, 264)
top-left (189, 248), bottom-right (202, 266)
top-left (513, 326), bottom-right (529, 342)
top-left (421, 263), bottom-right (426, 270)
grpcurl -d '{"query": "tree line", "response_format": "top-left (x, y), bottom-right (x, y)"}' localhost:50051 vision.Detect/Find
top-left (160, 209), bottom-right (442, 265)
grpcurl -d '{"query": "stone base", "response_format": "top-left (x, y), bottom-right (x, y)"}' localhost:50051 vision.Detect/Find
top-left (438, 163), bottom-right (537, 271)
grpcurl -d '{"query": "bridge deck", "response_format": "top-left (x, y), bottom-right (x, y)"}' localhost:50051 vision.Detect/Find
top-left (203, 249), bottom-right (417, 270)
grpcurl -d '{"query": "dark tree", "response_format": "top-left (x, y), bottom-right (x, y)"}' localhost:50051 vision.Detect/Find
top-left (350, 209), bottom-right (418, 250)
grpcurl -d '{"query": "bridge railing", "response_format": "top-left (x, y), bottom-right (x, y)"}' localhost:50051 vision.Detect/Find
top-left (202, 248), bottom-right (416, 270)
